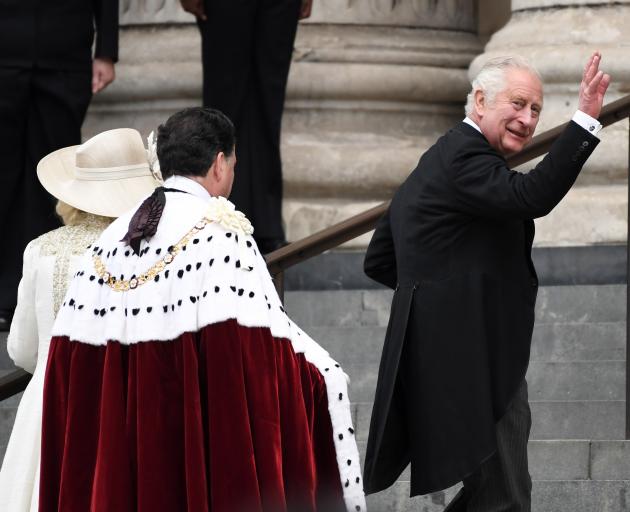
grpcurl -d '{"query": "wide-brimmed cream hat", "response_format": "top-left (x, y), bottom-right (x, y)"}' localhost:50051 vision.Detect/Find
top-left (37, 128), bottom-right (161, 218)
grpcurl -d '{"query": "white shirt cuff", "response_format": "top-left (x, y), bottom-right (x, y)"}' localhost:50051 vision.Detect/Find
top-left (572, 110), bottom-right (602, 137)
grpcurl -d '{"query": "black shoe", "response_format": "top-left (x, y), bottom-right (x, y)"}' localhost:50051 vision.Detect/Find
top-left (0, 309), bottom-right (13, 332)
top-left (258, 238), bottom-right (288, 255)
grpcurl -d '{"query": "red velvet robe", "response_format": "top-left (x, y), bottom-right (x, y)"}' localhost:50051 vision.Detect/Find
top-left (40, 189), bottom-right (366, 512)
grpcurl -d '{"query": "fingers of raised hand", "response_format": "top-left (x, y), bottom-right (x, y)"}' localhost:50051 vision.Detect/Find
top-left (586, 70), bottom-right (605, 95)
top-left (598, 73), bottom-right (611, 96)
top-left (583, 53), bottom-right (595, 78)
top-left (583, 52), bottom-right (601, 84)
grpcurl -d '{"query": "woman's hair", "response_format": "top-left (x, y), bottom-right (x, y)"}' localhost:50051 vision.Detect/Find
top-left (55, 201), bottom-right (112, 226)
top-left (56, 201), bottom-right (88, 226)
top-left (156, 107), bottom-right (236, 180)
top-left (465, 56), bottom-right (542, 117)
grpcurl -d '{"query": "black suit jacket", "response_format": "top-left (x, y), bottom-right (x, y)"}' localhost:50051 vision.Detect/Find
top-left (0, 0), bottom-right (118, 70)
top-left (362, 121), bottom-right (599, 496)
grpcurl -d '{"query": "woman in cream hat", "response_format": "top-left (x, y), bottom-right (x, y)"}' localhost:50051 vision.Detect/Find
top-left (0, 128), bottom-right (160, 511)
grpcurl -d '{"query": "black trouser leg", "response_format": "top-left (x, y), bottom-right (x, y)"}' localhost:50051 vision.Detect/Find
top-left (199, 0), bottom-right (300, 246)
top-left (445, 380), bottom-right (532, 512)
top-left (0, 67), bottom-right (30, 313)
top-left (0, 67), bottom-right (33, 313)
top-left (0, 67), bottom-right (91, 311)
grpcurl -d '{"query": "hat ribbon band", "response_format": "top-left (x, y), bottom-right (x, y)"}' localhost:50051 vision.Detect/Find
top-left (74, 164), bottom-right (151, 181)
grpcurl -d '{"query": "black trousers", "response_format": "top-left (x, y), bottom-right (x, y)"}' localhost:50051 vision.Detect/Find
top-left (0, 66), bottom-right (92, 311)
top-left (198, 0), bottom-right (301, 245)
top-left (444, 380), bottom-right (532, 512)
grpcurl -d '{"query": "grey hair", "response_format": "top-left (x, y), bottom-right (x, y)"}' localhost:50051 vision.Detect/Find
top-left (465, 56), bottom-right (542, 117)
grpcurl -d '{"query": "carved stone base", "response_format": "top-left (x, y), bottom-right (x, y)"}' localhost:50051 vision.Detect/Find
top-left (282, 23), bottom-right (482, 234)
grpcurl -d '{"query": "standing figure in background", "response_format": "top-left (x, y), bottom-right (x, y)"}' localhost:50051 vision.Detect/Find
top-left (0, 128), bottom-right (159, 512)
top-left (0, 0), bottom-right (119, 330)
top-left (180, 0), bottom-right (314, 254)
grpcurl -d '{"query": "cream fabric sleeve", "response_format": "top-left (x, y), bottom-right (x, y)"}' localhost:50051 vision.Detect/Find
top-left (7, 241), bottom-right (39, 373)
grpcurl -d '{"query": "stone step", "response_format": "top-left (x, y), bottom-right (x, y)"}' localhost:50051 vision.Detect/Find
top-left (367, 482), bottom-right (461, 512)
top-left (526, 361), bottom-right (625, 401)
top-left (356, 440), bottom-right (630, 482)
top-left (530, 400), bottom-right (625, 440)
top-left (353, 400), bottom-right (626, 441)
top-left (340, 355), bottom-right (627, 406)
top-left (0, 367), bottom-right (21, 467)
top-left (286, 290), bottom-right (389, 328)
top-left (367, 480), bottom-right (630, 512)
top-left (530, 322), bottom-right (625, 362)
top-left (343, 360), bottom-right (625, 403)
top-left (0, 331), bottom-right (12, 371)
top-left (536, 285), bottom-right (626, 325)
top-left (308, 322), bottom-right (626, 367)
top-left (286, 285), bottom-right (627, 328)
top-left (284, 247), bottom-right (629, 293)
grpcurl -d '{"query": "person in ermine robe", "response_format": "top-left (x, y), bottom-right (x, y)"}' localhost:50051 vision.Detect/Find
top-left (39, 108), bottom-right (366, 512)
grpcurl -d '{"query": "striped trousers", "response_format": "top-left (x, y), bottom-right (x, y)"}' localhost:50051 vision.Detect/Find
top-left (445, 380), bottom-right (532, 512)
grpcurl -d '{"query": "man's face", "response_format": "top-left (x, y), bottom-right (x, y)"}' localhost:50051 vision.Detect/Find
top-left (476, 69), bottom-right (543, 155)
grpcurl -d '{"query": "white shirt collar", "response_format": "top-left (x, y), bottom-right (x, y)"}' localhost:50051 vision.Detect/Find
top-left (163, 175), bottom-right (212, 201)
top-left (463, 117), bottom-right (482, 134)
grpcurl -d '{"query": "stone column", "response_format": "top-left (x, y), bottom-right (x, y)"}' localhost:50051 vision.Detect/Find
top-left (85, 0), bottom-right (482, 246)
top-left (284, 0), bottom-right (482, 245)
top-left (470, 1), bottom-right (630, 246)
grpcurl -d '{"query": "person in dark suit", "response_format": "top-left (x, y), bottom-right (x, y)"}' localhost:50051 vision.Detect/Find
top-left (179, 0), bottom-right (313, 254)
top-left (0, 0), bottom-right (118, 331)
top-left (362, 53), bottom-right (610, 510)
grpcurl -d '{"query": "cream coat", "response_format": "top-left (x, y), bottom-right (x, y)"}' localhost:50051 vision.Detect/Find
top-left (0, 216), bottom-right (109, 512)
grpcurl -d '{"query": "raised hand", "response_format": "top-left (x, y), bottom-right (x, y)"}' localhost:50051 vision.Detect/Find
top-left (578, 51), bottom-right (611, 119)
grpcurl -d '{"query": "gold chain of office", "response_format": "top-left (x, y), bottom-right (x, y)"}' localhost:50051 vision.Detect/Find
top-left (93, 216), bottom-right (211, 292)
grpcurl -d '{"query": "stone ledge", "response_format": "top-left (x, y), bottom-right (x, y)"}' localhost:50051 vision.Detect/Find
top-left (356, 440), bottom-right (594, 481)
top-left (283, 245), bottom-right (627, 291)
top-left (591, 441), bottom-right (630, 480)
top-left (353, 401), bottom-right (626, 442)
top-left (366, 480), bottom-right (630, 512)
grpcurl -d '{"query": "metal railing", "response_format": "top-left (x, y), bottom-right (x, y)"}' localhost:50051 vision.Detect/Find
top-left (3, 94), bottom-right (630, 435)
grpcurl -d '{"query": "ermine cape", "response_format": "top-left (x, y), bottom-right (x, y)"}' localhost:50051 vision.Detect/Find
top-left (40, 184), bottom-right (366, 512)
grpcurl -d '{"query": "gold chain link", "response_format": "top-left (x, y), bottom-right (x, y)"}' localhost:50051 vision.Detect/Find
top-left (93, 217), bottom-right (210, 292)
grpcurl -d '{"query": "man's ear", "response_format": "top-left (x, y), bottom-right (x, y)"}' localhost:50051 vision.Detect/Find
top-left (474, 89), bottom-right (485, 117)
top-left (211, 152), bottom-right (225, 181)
